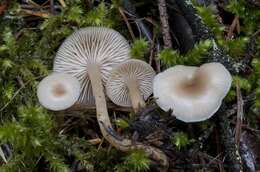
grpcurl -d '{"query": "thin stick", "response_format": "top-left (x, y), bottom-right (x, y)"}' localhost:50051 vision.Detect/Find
top-left (50, 0), bottom-right (54, 14)
top-left (227, 16), bottom-right (239, 40)
top-left (0, 1), bottom-right (7, 15)
top-left (118, 7), bottom-right (136, 40)
top-left (157, 0), bottom-right (172, 48)
top-left (149, 35), bottom-right (156, 65)
top-left (230, 122), bottom-right (260, 134)
top-left (87, 138), bottom-right (102, 145)
top-left (20, 9), bottom-right (50, 18)
top-left (57, 0), bottom-right (66, 8)
top-left (0, 147), bottom-right (7, 163)
top-left (27, 0), bottom-right (41, 8)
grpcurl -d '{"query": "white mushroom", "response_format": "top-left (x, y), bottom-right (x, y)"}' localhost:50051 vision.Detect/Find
top-left (106, 59), bottom-right (155, 112)
top-left (37, 73), bottom-right (80, 111)
top-left (153, 62), bottom-right (232, 122)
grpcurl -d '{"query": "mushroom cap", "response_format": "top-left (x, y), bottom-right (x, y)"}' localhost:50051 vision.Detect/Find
top-left (53, 27), bottom-right (130, 104)
top-left (106, 59), bottom-right (156, 107)
top-left (37, 73), bottom-right (80, 111)
top-left (153, 62), bottom-right (232, 122)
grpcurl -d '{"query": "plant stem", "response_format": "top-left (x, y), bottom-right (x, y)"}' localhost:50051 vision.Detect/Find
top-left (127, 79), bottom-right (145, 113)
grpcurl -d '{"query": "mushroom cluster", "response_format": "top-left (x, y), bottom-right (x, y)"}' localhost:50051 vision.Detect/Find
top-left (36, 26), bottom-right (232, 171)
top-left (37, 27), bottom-right (168, 170)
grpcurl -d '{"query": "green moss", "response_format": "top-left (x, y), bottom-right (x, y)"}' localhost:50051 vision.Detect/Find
top-left (171, 132), bottom-right (194, 150)
top-left (158, 40), bottom-right (212, 66)
top-left (130, 38), bottom-right (149, 59)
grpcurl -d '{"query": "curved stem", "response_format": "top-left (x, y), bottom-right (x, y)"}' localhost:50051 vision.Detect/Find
top-left (127, 79), bottom-right (146, 113)
top-left (88, 65), bottom-right (169, 171)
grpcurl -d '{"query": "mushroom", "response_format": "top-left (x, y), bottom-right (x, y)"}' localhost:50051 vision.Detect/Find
top-left (153, 62), bottom-right (232, 122)
top-left (53, 27), bottom-right (130, 105)
top-left (53, 27), bottom-right (168, 170)
top-left (37, 73), bottom-right (80, 111)
top-left (106, 59), bottom-right (155, 112)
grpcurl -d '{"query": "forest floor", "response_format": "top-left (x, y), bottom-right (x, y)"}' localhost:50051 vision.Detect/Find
top-left (0, 0), bottom-right (259, 172)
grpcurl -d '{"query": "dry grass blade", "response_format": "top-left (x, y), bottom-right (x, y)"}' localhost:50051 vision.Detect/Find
top-left (20, 9), bottom-right (50, 18)
top-left (87, 138), bottom-right (102, 145)
top-left (0, 147), bottom-right (7, 163)
top-left (227, 16), bottom-right (239, 40)
top-left (57, 0), bottom-right (66, 8)
top-left (27, 0), bottom-right (41, 8)
top-left (118, 7), bottom-right (135, 40)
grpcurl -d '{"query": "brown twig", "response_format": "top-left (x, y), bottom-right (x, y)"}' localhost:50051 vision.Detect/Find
top-left (118, 7), bottom-right (136, 40)
top-left (20, 9), bottom-right (50, 18)
top-left (0, 1), bottom-right (7, 15)
top-left (87, 138), bottom-right (102, 145)
top-left (57, 0), bottom-right (66, 8)
top-left (230, 121), bottom-right (260, 134)
top-left (227, 16), bottom-right (239, 40)
top-left (149, 33), bottom-right (156, 65)
top-left (49, 0), bottom-right (54, 14)
top-left (157, 0), bottom-right (172, 48)
top-left (27, 0), bottom-right (41, 8)
top-left (235, 82), bottom-right (244, 148)
top-left (97, 137), bottom-right (105, 151)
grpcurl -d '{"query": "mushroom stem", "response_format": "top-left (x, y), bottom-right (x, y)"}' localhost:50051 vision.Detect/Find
top-left (87, 64), bottom-right (112, 129)
top-left (127, 79), bottom-right (146, 113)
top-left (88, 65), bottom-right (169, 171)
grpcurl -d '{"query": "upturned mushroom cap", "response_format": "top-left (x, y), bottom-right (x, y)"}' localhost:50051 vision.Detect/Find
top-left (53, 27), bottom-right (130, 104)
top-left (153, 62), bottom-right (232, 122)
top-left (106, 59), bottom-right (155, 108)
top-left (37, 73), bottom-right (80, 111)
